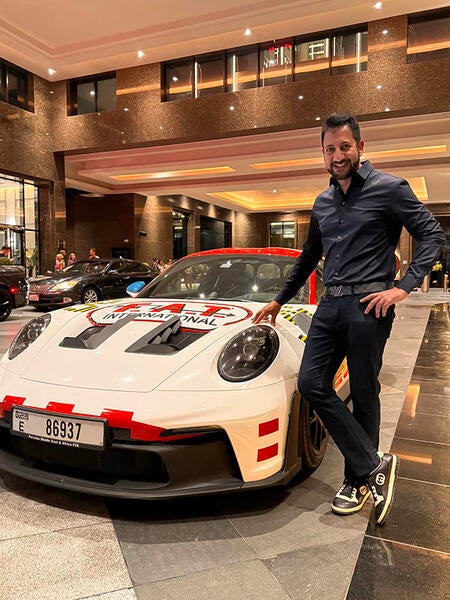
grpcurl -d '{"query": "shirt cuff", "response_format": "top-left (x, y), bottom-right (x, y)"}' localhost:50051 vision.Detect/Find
top-left (397, 273), bottom-right (419, 294)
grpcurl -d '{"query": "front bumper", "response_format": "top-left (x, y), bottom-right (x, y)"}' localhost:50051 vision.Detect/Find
top-left (0, 420), bottom-right (298, 499)
top-left (28, 291), bottom-right (78, 308)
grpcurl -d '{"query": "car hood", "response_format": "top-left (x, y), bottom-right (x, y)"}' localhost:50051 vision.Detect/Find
top-left (29, 273), bottom-right (83, 286)
top-left (19, 298), bottom-right (293, 393)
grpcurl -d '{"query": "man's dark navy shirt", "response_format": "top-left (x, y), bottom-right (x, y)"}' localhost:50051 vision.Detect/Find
top-left (275, 160), bottom-right (446, 306)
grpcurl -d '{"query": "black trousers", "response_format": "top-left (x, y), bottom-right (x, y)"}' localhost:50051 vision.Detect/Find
top-left (298, 294), bottom-right (395, 481)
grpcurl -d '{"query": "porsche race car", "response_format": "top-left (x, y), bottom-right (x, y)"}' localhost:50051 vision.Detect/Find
top-left (0, 248), bottom-right (348, 498)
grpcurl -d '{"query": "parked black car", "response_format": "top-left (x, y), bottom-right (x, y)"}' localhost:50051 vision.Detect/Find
top-left (28, 259), bottom-right (159, 309)
top-left (0, 265), bottom-right (28, 321)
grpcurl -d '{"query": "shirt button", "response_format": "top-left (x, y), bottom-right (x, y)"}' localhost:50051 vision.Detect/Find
top-left (339, 219), bottom-right (344, 224)
top-left (336, 254), bottom-right (340, 258)
top-left (337, 235), bottom-right (342, 240)
top-left (341, 201), bottom-right (345, 206)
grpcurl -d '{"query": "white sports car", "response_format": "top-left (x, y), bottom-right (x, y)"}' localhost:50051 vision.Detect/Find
top-left (0, 248), bottom-right (349, 498)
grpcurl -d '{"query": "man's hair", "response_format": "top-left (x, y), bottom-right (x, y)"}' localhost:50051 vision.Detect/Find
top-left (321, 113), bottom-right (361, 145)
top-left (2, 245), bottom-right (10, 250)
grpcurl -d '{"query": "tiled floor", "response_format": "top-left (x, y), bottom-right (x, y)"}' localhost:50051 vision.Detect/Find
top-left (347, 303), bottom-right (450, 600)
top-left (0, 298), bottom-right (448, 599)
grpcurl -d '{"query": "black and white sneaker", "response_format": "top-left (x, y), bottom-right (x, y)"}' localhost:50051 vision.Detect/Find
top-left (368, 453), bottom-right (399, 525)
top-left (331, 479), bottom-right (371, 515)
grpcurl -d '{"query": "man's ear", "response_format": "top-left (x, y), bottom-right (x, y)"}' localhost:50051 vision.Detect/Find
top-left (358, 140), bottom-right (365, 154)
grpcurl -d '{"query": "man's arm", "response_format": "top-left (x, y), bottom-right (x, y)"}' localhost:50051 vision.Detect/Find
top-left (361, 179), bottom-right (446, 317)
top-left (253, 213), bottom-right (323, 324)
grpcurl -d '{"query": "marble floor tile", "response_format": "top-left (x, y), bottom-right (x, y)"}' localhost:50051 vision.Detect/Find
top-left (347, 537), bottom-right (449, 600)
top-left (390, 437), bottom-right (450, 485)
top-left (134, 560), bottom-right (291, 600)
top-left (0, 523), bottom-right (132, 600)
top-left (265, 536), bottom-right (364, 600)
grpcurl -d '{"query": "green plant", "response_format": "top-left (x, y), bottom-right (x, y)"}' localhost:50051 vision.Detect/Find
top-left (0, 256), bottom-right (12, 265)
top-left (26, 247), bottom-right (39, 276)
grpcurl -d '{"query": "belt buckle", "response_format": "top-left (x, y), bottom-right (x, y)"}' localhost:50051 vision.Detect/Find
top-left (334, 285), bottom-right (344, 296)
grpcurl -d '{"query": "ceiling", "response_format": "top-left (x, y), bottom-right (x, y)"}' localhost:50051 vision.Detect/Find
top-left (66, 112), bottom-right (450, 212)
top-left (1, 0), bottom-right (448, 213)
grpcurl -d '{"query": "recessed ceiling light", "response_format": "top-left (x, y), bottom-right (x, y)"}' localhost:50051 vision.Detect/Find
top-left (315, 116), bottom-right (321, 121)
top-left (229, 105), bottom-right (235, 111)
top-left (123, 108), bottom-right (129, 112)
top-left (374, 2), bottom-right (382, 9)
top-left (376, 84), bottom-right (383, 90)
top-left (298, 95), bottom-right (304, 100)
top-left (382, 29), bottom-right (388, 35)
top-left (89, 90), bottom-right (95, 96)
top-left (49, 90), bottom-right (54, 94)
top-left (137, 50), bottom-right (145, 58)
top-left (244, 28), bottom-right (252, 36)
top-left (48, 68), bottom-right (56, 75)
top-left (272, 189), bottom-right (277, 193)
top-left (172, 76), bottom-right (178, 82)
top-left (385, 107), bottom-right (390, 112)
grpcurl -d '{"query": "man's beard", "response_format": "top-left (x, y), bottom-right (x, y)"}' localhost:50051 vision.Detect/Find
top-left (327, 154), bottom-right (360, 180)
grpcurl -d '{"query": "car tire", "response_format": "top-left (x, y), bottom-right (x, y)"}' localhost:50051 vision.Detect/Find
top-left (0, 289), bottom-right (12, 322)
top-left (81, 287), bottom-right (100, 303)
top-left (299, 397), bottom-right (329, 471)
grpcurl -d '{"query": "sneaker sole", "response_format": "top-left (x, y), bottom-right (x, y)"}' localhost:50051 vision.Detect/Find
top-left (376, 455), bottom-right (399, 525)
top-left (331, 492), bottom-right (371, 515)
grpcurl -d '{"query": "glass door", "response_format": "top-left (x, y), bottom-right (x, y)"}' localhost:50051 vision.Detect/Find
top-left (0, 224), bottom-right (25, 265)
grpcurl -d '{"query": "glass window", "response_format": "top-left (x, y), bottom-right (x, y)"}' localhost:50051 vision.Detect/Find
top-left (294, 36), bottom-right (330, 80)
top-left (97, 77), bottom-right (116, 112)
top-left (24, 183), bottom-right (39, 230)
top-left (76, 81), bottom-right (96, 114)
top-left (226, 46), bottom-right (258, 91)
top-left (331, 30), bottom-right (368, 75)
top-left (164, 60), bottom-right (193, 101)
top-left (270, 221), bottom-right (295, 248)
top-left (407, 13), bottom-right (450, 63)
top-left (195, 53), bottom-right (224, 97)
top-left (259, 41), bottom-right (293, 87)
top-left (70, 73), bottom-right (116, 115)
top-left (0, 60), bottom-right (33, 111)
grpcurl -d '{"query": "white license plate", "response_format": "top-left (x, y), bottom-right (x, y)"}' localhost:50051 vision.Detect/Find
top-left (28, 293), bottom-right (39, 302)
top-left (11, 407), bottom-right (105, 450)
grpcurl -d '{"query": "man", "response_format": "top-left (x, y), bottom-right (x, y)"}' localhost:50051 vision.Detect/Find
top-left (1, 245), bottom-right (11, 258)
top-left (88, 248), bottom-right (99, 260)
top-left (253, 113), bottom-right (445, 525)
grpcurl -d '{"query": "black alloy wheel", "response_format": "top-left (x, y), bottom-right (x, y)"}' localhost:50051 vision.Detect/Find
top-left (299, 396), bottom-right (329, 471)
top-left (0, 289), bottom-right (12, 322)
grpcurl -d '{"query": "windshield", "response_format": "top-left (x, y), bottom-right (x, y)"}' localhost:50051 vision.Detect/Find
top-left (62, 260), bottom-right (109, 275)
top-left (138, 253), bottom-right (310, 303)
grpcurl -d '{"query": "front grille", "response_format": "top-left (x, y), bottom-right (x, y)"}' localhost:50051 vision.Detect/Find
top-left (0, 421), bottom-right (241, 488)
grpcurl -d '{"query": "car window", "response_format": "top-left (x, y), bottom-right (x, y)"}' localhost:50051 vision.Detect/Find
top-left (106, 261), bottom-right (127, 273)
top-left (125, 262), bottom-right (149, 273)
top-left (139, 254), bottom-right (311, 303)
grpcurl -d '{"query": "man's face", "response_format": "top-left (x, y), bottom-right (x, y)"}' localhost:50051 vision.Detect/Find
top-left (322, 125), bottom-right (364, 181)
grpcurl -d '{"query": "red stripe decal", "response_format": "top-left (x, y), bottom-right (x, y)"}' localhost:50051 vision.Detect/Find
top-left (1, 395), bottom-right (26, 417)
top-left (259, 418), bottom-right (279, 437)
top-left (257, 443), bottom-right (278, 462)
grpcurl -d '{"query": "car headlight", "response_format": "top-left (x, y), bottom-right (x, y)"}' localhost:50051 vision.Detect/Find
top-left (8, 314), bottom-right (51, 360)
top-left (50, 279), bottom-right (80, 291)
top-left (218, 325), bottom-right (279, 382)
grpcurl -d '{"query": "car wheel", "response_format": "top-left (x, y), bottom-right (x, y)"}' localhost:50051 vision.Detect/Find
top-left (0, 289), bottom-right (12, 322)
top-left (299, 397), bottom-right (329, 471)
top-left (81, 287), bottom-right (100, 303)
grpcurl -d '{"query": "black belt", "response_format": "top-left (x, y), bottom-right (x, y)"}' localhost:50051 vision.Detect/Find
top-left (324, 281), bottom-right (394, 297)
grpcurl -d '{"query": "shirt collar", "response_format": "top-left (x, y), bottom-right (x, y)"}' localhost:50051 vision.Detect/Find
top-left (329, 160), bottom-right (374, 188)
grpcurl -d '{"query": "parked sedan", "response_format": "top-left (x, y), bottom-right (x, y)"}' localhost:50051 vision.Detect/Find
top-left (28, 259), bottom-right (158, 308)
top-left (0, 265), bottom-right (28, 321)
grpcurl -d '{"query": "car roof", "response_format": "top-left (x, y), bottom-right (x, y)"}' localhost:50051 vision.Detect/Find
top-left (187, 247), bottom-right (301, 258)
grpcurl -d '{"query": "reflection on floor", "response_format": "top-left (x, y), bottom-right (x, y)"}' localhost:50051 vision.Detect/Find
top-left (347, 303), bottom-right (450, 600)
top-left (0, 301), bottom-right (448, 599)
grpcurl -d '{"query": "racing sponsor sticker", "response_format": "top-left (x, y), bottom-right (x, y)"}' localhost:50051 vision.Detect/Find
top-left (87, 300), bottom-right (252, 331)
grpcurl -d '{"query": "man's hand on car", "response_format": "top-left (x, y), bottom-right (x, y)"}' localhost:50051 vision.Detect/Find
top-left (252, 301), bottom-right (281, 325)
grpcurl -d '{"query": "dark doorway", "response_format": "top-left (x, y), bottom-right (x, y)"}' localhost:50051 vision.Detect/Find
top-left (200, 216), bottom-right (232, 250)
top-left (173, 210), bottom-right (189, 259)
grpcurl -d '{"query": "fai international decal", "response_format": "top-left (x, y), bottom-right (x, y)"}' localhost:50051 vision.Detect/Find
top-left (87, 301), bottom-right (253, 331)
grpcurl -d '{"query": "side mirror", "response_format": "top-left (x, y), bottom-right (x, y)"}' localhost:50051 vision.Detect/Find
top-left (127, 280), bottom-right (146, 297)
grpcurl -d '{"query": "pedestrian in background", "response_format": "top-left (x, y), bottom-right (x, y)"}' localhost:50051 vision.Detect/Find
top-left (253, 112), bottom-right (445, 525)
top-left (88, 248), bottom-right (99, 260)
top-left (55, 253), bottom-right (65, 271)
top-left (67, 252), bottom-right (77, 266)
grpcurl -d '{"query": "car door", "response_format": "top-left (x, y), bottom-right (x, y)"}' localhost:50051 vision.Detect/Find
top-left (123, 261), bottom-right (154, 290)
top-left (101, 260), bottom-right (129, 298)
